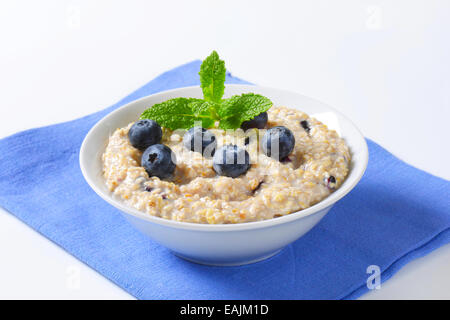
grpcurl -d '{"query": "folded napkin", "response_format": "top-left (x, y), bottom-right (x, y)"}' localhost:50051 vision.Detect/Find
top-left (0, 61), bottom-right (449, 300)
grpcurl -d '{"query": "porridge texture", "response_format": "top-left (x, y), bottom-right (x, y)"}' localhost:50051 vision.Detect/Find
top-left (102, 106), bottom-right (351, 224)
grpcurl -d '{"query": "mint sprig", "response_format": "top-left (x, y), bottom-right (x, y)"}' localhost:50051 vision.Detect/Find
top-left (140, 51), bottom-right (273, 130)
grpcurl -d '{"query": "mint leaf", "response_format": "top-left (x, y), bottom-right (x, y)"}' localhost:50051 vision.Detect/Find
top-left (140, 98), bottom-right (215, 130)
top-left (139, 52), bottom-right (273, 130)
top-left (216, 116), bottom-right (242, 130)
top-left (198, 51), bottom-right (226, 103)
top-left (218, 93), bottom-right (273, 129)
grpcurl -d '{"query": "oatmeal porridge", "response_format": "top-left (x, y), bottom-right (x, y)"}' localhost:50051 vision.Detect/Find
top-left (102, 106), bottom-right (351, 224)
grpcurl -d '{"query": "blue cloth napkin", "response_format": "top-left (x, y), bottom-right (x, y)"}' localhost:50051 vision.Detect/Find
top-left (0, 61), bottom-right (449, 300)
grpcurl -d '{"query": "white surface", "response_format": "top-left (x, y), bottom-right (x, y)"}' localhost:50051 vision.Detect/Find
top-left (0, 0), bottom-right (449, 299)
top-left (80, 84), bottom-right (368, 265)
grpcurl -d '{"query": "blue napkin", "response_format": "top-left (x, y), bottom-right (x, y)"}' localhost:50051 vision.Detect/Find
top-left (0, 61), bottom-right (449, 300)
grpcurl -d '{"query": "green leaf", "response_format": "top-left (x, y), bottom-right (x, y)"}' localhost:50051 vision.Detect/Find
top-left (218, 93), bottom-right (273, 129)
top-left (217, 116), bottom-right (242, 129)
top-left (198, 51), bottom-right (226, 103)
top-left (140, 98), bottom-right (215, 130)
top-left (138, 52), bottom-right (273, 131)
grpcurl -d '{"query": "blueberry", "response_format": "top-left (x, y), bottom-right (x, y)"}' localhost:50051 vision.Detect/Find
top-left (262, 126), bottom-right (295, 161)
top-left (325, 176), bottom-right (337, 190)
top-left (213, 145), bottom-right (250, 178)
top-left (300, 120), bottom-right (311, 134)
top-left (128, 119), bottom-right (162, 151)
top-left (183, 127), bottom-right (216, 157)
top-left (241, 112), bottom-right (268, 130)
top-left (141, 144), bottom-right (176, 180)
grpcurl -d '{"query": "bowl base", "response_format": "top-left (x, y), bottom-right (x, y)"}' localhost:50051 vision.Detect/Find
top-left (172, 249), bottom-right (283, 266)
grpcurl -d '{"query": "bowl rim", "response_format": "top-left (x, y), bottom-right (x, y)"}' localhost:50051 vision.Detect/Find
top-left (80, 84), bottom-right (368, 232)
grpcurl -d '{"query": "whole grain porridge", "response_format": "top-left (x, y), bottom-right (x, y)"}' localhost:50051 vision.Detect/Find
top-left (102, 106), bottom-right (351, 224)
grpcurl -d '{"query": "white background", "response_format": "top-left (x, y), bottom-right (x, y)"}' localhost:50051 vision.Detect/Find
top-left (0, 0), bottom-right (449, 299)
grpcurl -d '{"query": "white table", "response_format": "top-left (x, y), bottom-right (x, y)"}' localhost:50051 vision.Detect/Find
top-left (0, 0), bottom-right (449, 299)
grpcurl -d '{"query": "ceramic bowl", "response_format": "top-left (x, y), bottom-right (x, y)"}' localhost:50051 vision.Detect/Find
top-left (80, 85), bottom-right (368, 266)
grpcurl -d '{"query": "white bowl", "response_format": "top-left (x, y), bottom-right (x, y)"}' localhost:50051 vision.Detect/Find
top-left (80, 85), bottom-right (368, 266)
